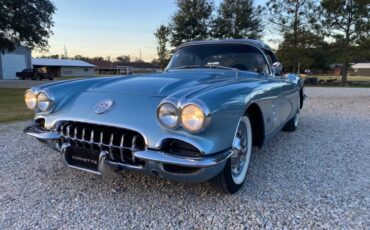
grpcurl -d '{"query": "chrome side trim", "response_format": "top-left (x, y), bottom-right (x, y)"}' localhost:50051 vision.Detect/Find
top-left (134, 149), bottom-right (232, 168)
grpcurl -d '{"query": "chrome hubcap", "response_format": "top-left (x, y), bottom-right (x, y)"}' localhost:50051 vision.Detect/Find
top-left (231, 122), bottom-right (248, 176)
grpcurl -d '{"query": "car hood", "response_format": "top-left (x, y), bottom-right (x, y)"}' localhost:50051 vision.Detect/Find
top-left (86, 70), bottom-right (254, 97)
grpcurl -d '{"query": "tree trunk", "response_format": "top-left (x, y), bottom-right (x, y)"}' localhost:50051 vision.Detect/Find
top-left (341, 59), bottom-right (348, 86)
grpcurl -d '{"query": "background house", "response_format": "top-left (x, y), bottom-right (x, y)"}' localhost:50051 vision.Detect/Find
top-left (32, 58), bottom-right (96, 77)
top-left (351, 63), bottom-right (370, 76)
top-left (88, 60), bottom-right (160, 75)
top-left (0, 46), bottom-right (32, 80)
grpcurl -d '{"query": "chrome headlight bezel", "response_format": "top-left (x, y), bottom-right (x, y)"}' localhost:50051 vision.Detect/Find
top-left (180, 102), bottom-right (211, 133)
top-left (24, 90), bottom-right (37, 110)
top-left (157, 102), bottom-right (179, 129)
top-left (37, 92), bottom-right (54, 112)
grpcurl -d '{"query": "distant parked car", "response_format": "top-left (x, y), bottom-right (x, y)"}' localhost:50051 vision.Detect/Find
top-left (16, 68), bottom-right (53, 81)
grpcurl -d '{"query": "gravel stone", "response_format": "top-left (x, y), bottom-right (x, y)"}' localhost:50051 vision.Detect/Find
top-left (0, 87), bottom-right (369, 229)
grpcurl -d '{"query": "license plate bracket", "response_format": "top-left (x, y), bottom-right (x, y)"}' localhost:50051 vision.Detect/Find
top-left (64, 147), bottom-right (100, 172)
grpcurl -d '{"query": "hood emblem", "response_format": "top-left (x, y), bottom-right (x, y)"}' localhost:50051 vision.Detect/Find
top-left (94, 99), bottom-right (114, 114)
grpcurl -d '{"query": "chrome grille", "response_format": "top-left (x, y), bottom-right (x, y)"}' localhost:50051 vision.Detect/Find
top-left (58, 121), bottom-right (146, 166)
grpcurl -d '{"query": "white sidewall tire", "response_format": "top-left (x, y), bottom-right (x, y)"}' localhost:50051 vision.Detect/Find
top-left (231, 116), bottom-right (252, 185)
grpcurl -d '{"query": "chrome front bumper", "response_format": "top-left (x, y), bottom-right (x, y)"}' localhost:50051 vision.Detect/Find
top-left (24, 124), bottom-right (230, 182)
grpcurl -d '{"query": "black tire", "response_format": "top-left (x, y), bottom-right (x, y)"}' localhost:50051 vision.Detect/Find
top-left (48, 77), bottom-right (53, 81)
top-left (282, 111), bottom-right (299, 132)
top-left (212, 115), bottom-right (253, 194)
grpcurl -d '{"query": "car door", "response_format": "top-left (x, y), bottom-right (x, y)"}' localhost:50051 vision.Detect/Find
top-left (263, 50), bottom-right (294, 132)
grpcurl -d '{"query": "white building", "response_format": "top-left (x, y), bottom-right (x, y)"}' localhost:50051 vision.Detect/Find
top-left (0, 46), bottom-right (32, 80)
top-left (32, 58), bottom-right (96, 77)
top-left (351, 63), bottom-right (370, 76)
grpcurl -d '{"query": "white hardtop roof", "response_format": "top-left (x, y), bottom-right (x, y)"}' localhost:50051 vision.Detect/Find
top-left (32, 58), bottom-right (96, 67)
top-left (351, 63), bottom-right (370, 69)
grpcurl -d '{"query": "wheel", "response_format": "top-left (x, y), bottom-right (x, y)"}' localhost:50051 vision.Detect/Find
top-left (282, 111), bottom-right (299, 132)
top-left (48, 77), bottom-right (53, 81)
top-left (212, 115), bottom-right (253, 194)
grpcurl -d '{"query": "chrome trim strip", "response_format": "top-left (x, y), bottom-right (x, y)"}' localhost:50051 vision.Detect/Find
top-left (134, 149), bottom-right (232, 168)
top-left (24, 125), bottom-right (61, 140)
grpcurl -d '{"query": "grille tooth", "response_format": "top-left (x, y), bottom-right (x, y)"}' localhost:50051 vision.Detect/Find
top-left (109, 133), bottom-right (115, 160)
top-left (81, 128), bottom-right (86, 141)
top-left (60, 124), bottom-right (65, 136)
top-left (131, 135), bottom-right (138, 161)
top-left (74, 126), bottom-right (78, 139)
top-left (99, 131), bottom-right (104, 151)
top-left (131, 135), bottom-right (137, 150)
top-left (59, 121), bottom-right (145, 166)
top-left (90, 129), bottom-right (95, 143)
top-left (119, 134), bottom-right (125, 162)
top-left (66, 125), bottom-right (71, 137)
top-left (109, 133), bottom-right (114, 146)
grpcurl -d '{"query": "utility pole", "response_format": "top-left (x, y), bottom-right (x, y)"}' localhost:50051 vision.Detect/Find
top-left (64, 45), bottom-right (68, 58)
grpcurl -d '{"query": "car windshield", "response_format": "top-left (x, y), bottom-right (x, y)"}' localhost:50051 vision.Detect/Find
top-left (166, 44), bottom-right (270, 75)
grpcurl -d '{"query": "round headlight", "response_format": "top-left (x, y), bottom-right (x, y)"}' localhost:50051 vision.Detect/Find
top-left (25, 90), bottom-right (37, 110)
top-left (157, 103), bottom-right (178, 128)
top-left (181, 104), bottom-right (206, 132)
top-left (37, 92), bottom-right (52, 112)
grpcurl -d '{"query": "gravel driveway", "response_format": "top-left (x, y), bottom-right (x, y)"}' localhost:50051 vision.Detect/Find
top-left (1, 87), bottom-right (369, 229)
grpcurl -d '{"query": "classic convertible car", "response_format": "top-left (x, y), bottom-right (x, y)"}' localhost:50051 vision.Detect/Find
top-left (24, 39), bottom-right (304, 194)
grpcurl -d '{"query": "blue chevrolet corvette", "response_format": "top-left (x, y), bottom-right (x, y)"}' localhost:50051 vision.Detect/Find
top-left (24, 39), bottom-right (304, 194)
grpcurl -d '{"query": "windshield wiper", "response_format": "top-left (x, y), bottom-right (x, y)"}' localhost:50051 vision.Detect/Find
top-left (171, 65), bottom-right (202, 70)
top-left (204, 64), bottom-right (239, 72)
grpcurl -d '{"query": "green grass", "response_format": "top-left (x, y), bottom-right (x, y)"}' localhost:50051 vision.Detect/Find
top-left (302, 75), bottom-right (370, 87)
top-left (301, 75), bottom-right (370, 82)
top-left (315, 75), bottom-right (370, 82)
top-left (0, 88), bottom-right (34, 123)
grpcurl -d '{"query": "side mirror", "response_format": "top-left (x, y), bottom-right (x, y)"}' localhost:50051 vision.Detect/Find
top-left (271, 62), bottom-right (283, 76)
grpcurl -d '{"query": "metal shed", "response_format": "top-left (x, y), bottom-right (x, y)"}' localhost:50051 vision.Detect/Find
top-left (0, 46), bottom-right (32, 80)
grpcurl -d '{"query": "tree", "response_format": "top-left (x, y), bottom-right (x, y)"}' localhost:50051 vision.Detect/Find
top-left (116, 55), bottom-right (131, 63)
top-left (276, 30), bottom-right (329, 72)
top-left (266, 0), bottom-right (322, 73)
top-left (92, 56), bottom-right (105, 61)
top-left (0, 0), bottom-right (55, 52)
top-left (321, 0), bottom-right (370, 85)
top-left (154, 25), bottom-right (170, 70)
top-left (169, 0), bottom-right (214, 47)
top-left (212, 0), bottom-right (264, 39)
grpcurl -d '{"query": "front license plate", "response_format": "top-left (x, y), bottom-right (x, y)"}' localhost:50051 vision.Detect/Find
top-left (64, 147), bottom-right (100, 172)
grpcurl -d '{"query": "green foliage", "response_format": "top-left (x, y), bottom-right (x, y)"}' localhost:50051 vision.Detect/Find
top-left (116, 55), bottom-right (131, 63)
top-left (266, 0), bottom-right (323, 73)
top-left (212, 0), bottom-right (264, 39)
top-left (321, 0), bottom-right (369, 46)
top-left (321, 0), bottom-right (370, 84)
top-left (0, 0), bottom-right (56, 52)
top-left (154, 25), bottom-right (170, 70)
top-left (169, 0), bottom-right (214, 47)
top-left (266, 0), bottom-right (322, 34)
top-left (276, 30), bottom-right (330, 72)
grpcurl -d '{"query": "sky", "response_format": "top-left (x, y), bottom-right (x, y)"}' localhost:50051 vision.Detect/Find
top-left (34, 0), bottom-right (267, 61)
